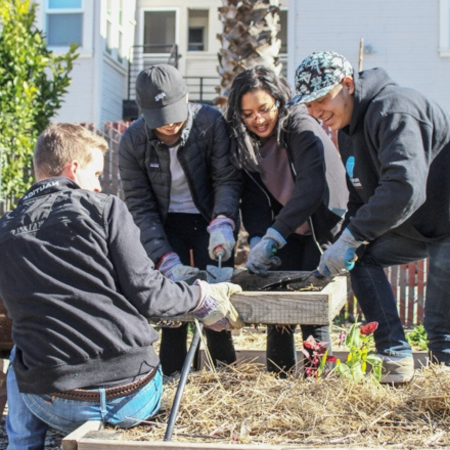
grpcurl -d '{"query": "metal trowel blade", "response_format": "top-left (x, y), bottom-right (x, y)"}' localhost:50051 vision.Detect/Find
top-left (206, 265), bottom-right (233, 283)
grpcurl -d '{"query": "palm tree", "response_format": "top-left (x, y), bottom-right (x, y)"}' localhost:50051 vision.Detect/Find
top-left (216, 0), bottom-right (282, 98)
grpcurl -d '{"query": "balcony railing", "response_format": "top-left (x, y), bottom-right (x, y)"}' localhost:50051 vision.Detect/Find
top-left (127, 44), bottom-right (180, 101)
top-left (123, 48), bottom-right (288, 121)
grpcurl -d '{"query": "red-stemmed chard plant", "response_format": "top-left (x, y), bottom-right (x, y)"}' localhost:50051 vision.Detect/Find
top-left (335, 321), bottom-right (382, 382)
top-left (302, 335), bottom-right (338, 378)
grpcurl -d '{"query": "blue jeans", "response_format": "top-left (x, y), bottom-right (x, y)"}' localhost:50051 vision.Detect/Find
top-left (7, 348), bottom-right (163, 450)
top-left (160, 213), bottom-right (236, 375)
top-left (351, 232), bottom-right (450, 363)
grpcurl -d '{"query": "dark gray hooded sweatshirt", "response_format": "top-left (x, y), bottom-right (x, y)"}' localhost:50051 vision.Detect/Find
top-left (339, 67), bottom-right (450, 242)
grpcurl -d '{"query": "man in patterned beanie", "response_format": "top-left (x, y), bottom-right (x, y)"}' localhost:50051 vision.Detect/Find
top-left (290, 50), bottom-right (450, 384)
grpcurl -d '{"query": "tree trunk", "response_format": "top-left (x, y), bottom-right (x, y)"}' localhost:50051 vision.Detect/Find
top-left (216, 0), bottom-right (282, 99)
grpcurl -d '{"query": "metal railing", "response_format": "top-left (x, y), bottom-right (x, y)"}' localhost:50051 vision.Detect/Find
top-left (127, 44), bottom-right (180, 101)
top-left (184, 76), bottom-right (219, 105)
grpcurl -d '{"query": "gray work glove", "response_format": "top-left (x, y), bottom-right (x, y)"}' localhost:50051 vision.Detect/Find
top-left (158, 252), bottom-right (199, 282)
top-left (207, 217), bottom-right (236, 262)
top-left (246, 228), bottom-right (286, 276)
top-left (193, 280), bottom-right (245, 331)
top-left (317, 228), bottom-right (365, 276)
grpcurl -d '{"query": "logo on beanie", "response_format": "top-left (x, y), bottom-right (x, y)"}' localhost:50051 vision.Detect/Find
top-left (155, 92), bottom-right (167, 102)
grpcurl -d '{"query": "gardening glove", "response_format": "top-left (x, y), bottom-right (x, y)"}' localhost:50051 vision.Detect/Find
top-left (249, 236), bottom-right (262, 249)
top-left (158, 252), bottom-right (200, 282)
top-left (193, 280), bottom-right (245, 331)
top-left (317, 228), bottom-right (365, 276)
top-left (246, 228), bottom-right (286, 276)
top-left (207, 217), bottom-right (236, 261)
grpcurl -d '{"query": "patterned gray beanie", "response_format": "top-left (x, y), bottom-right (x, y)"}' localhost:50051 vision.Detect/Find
top-left (289, 51), bottom-right (354, 105)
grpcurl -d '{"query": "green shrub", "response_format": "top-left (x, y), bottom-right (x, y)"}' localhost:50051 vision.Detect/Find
top-left (0, 0), bottom-right (78, 207)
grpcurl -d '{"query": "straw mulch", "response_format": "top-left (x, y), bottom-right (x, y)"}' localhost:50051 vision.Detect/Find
top-left (121, 361), bottom-right (450, 448)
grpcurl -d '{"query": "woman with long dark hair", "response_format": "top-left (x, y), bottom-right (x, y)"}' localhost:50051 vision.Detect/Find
top-left (226, 66), bottom-right (348, 375)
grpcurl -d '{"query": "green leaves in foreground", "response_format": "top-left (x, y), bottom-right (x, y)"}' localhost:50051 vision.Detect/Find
top-left (335, 321), bottom-right (382, 383)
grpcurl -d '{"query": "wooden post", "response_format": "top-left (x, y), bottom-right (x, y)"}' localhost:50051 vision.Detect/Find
top-left (358, 37), bottom-right (364, 72)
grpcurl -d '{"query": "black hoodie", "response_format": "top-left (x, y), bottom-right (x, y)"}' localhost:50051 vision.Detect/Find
top-left (339, 68), bottom-right (450, 242)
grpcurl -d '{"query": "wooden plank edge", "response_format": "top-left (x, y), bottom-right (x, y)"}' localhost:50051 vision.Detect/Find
top-left (62, 420), bottom-right (104, 450)
top-left (77, 438), bottom-right (286, 449)
top-left (76, 438), bottom-right (424, 450)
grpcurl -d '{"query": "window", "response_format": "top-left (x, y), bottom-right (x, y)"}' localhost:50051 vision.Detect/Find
top-left (46, 0), bottom-right (83, 47)
top-left (143, 11), bottom-right (176, 54)
top-left (439, 0), bottom-right (450, 56)
top-left (188, 28), bottom-right (204, 51)
top-left (188, 9), bottom-right (208, 52)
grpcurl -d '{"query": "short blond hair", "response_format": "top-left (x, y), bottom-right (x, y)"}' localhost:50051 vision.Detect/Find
top-left (33, 123), bottom-right (109, 180)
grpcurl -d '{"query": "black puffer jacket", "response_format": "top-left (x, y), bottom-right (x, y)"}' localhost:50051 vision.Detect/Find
top-left (241, 104), bottom-right (348, 249)
top-left (119, 103), bottom-right (241, 263)
top-left (339, 68), bottom-right (450, 242)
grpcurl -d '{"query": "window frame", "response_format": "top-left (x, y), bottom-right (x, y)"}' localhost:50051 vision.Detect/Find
top-left (45, 0), bottom-right (85, 50)
top-left (140, 7), bottom-right (179, 55)
top-left (44, 0), bottom-right (97, 54)
top-left (188, 27), bottom-right (205, 52)
top-left (103, 0), bottom-right (126, 65)
top-left (187, 8), bottom-right (209, 53)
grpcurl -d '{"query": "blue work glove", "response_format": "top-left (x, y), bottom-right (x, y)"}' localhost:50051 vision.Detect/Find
top-left (207, 217), bottom-right (236, 261)
top-left (246, 228), bottom-right (286, 276)
top-left (317, 228), bottom-right (365, 276)
top-left (158, 252), bottom-right (200, 282)
top-left (193, 280), bottom-right (245, 331)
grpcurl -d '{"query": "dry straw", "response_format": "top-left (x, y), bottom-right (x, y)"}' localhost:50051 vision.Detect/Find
top-left (121, 361), bottom-right (450, 448)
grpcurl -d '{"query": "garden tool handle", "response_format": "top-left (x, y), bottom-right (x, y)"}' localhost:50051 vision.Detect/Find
top-left (214, 245), bottom-right (225, 269)
top-left (164, 321), bottom-right (204, 441)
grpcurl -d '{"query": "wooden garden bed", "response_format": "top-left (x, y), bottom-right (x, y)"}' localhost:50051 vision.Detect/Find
top-left (62, 362), bottom-right (450, 450)
top-left (158, 270), bottom-right (348, 326)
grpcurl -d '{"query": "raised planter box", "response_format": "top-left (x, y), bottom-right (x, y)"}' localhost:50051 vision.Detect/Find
top-left (62, 419), bottom-right (432, 450)
top-left (165, 270), bottom-right (348, 326)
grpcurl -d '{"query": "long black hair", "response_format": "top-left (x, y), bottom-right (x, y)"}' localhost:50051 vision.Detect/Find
top-left (225, 66), bottom-right (293, 172)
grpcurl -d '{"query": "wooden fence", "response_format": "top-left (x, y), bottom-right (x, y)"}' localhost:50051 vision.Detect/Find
top-left (0, 121), bottom-right (429, 327)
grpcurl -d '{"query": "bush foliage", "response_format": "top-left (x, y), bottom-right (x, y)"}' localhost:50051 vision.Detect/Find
top-left (0, 0), bottom-right (78, 207)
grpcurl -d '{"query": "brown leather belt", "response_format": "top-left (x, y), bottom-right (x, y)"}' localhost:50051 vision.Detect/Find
top-left (51, 367), bottom-right (158, 402)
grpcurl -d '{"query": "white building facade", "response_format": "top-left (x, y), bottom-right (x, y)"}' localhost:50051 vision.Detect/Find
top-left (34, 0), bottom-right (136, 125)
top-left (130, 0), bottom-right (288, 108)
top-left (287, 0), bottom-right (450, 114)
top-left (34, 1), bottom-right (450, 122)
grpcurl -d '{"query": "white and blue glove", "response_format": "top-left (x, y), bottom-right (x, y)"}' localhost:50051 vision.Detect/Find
top-left (317, 228), bottom-right (365, 276)
top-left (246, 228), bottom-right (286, 276)
top-left (158, 252), bottom-right (200, 282)
top-left (207, 217), bottom-right (236, 261)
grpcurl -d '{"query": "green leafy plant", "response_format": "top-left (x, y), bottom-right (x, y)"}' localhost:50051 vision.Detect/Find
top-left (0, 0), bottom-right (78, 207)
top-left (335, 321), bottom-right (382, 382)
top-left (406, 323), bottom-right (428, 351)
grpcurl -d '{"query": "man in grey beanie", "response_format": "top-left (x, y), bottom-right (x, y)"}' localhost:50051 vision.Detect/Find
top-left (119, 64), bottom-right (242, 376)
